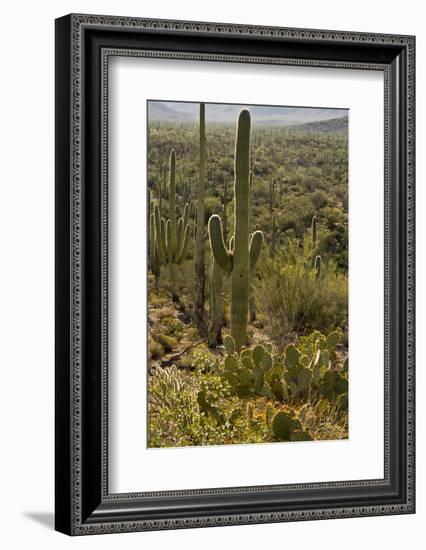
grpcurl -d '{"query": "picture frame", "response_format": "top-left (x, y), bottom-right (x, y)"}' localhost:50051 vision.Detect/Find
top-left (55, 13), bottom-right (415, 535)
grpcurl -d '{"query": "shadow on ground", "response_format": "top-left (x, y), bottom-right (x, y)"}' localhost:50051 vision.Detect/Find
top-left (24, 512), bottom-right (54, 530)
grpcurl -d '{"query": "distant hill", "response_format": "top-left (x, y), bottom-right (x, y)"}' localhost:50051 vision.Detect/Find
top-left (148, 102), bottom-right (197, 122)
top-left (288, 117), bottom-right (348, 134)
top-left (148, 101), bottom-right (348, 127)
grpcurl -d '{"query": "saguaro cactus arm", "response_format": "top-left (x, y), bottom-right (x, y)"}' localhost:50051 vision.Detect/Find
top-left (165, 220), bottom-right (173, 264)
top-left (158, 174), bottom-right (162, 212)
top-left (176, 217), bottom-right (183, 249)
top-left (160, 218), bottom-right (167, 255)
top-left (209, 253), bottom-right (224, 346)
top-left (176, 224), bottom-right (190, 265)
top-left (208, 215), bottom-right (232, 273)
top-left (162, 162), bottom-right (167, 198)
top-left (229, 235), bottom-right (235, 253)
top-left (149, 211), bottom-right (156, 263)
top-left (314, 254), bottom-right (322, 278)
top-left (149, 211), bottom-right (161, 285)
top-left (183, 202), bottom-right (190, 228)
top-left (249, 230), bottom-right (264, 270)
top-left (153, 204), bottom-right (166, 259)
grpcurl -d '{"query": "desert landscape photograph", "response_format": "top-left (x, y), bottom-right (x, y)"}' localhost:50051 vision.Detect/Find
top-left (146, 100), bottom-right (349, 448)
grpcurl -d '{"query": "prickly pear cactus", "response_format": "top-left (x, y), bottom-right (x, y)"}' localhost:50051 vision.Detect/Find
top-left (216, 331), bottom-right (346, 437)
top-left (219, 340), bottom-right (289, 401)
top-left (319, 371), bottom-right (348, 401)
top-left (252, 345), bottom-right (265, 365)
top-left (272, 411), bottom-right (312, 442)
top-left (223, 335), bottom-right (235, 355)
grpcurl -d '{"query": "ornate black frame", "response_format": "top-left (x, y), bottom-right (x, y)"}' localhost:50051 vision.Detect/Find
top-left (55, 14), bottom-right (415, 535)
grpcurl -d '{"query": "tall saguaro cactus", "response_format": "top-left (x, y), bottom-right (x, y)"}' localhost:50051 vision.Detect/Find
top-left (154, 149), bottom-right (190, 300)
top-left (208, 109), bottom-right (264, 351)
top-left (194, 103), bottom-right (207, 334)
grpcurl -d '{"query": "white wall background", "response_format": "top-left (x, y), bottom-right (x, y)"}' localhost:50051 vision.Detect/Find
top-left (0, 0), bottom-right (422, 548)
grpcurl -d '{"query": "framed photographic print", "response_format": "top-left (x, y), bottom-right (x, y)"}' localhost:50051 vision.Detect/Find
top-left (55, 14), bottom-right (415, 535)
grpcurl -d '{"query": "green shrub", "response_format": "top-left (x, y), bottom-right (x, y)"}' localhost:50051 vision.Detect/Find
top-left (148, 368), bottom-right (269, 447)
top-left (156, 306), bottom-right (176, 320)
top-left (257, 248), bottom-right (347, 350)
top-left (149, 293), bottom-right (169, 307)
top-left (160, 316), bottom-right (184, 336)
top-left (157, 334), bottom-right (178, 352)
top-left (204, 196), bottom-right (222, 223)
top-left (149, 340), bottom-right (165, 359)
top-left (272, 410), bottom-right (312, 441)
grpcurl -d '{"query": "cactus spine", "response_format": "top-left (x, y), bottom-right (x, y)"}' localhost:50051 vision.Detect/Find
top-left (194, 103), bottom-right (207, 334)
top-left (154, 150), bottom-right (190, 299)
top-left (208, 109), bottom-right (264, 351)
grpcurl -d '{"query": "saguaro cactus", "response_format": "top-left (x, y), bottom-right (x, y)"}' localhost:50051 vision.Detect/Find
top-left (208, 109), bottom-right (264, 351)
top-left (177, 173), bottom-right (191, 206)
top-left (154, 150), bottom-right (190, 299)
top-left (270, 215), bottom-right (277, 258)
top-left (268, 177), bottom-right (277, 215)
top-left (311, 215), bottom-right (317, 247)
top-left (162, 162), bottom-right (168, 199)
top-left (223, 177), bottom-right (228, 239)
top-left (149, 211), bottom-right (160, 289)
top-left (209, 254), bottom-right (224, 346)
top-left (310, 215), bottom-right (322, 272)
top-left (314, 254), bottom-right (322, 279)
top-left (194, 103), bottom-right (207, 334)
top-left (158, 169), bottom-right (163, 212)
